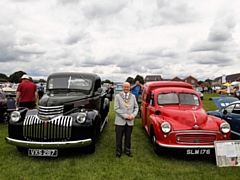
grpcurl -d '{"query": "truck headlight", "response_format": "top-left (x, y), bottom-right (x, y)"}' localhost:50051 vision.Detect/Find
top-left (161, 122), bottom-right (171, 133)
top-left (220, 122), bottom-right (230, 133)
top-left (10, 111), bottom-right (21, 122)
top-left (76, 112), bottom-right (87, 124)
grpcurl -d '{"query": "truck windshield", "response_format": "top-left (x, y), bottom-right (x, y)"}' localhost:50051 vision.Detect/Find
top-left (157, 92), bottom-right (200, 106)
top-left (48, 76), bottom-right (92, 91)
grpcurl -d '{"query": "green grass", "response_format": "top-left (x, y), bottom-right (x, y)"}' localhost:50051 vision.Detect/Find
top-left (0, 93), bottom-right (239, 180)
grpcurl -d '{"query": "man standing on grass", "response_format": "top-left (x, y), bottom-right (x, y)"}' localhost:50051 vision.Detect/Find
top-left (15, 74), bottom-right (38, 109)
top-left (114, 82), bottom-right (138, 158)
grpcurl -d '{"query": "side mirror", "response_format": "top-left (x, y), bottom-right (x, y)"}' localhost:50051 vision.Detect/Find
top-left (156, 110), bottom-right (161, 115)
top-left (223, 109), bottom-right (228, 115)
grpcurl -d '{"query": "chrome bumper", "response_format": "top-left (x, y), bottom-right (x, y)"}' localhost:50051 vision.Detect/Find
top-left (5, 137), bottom-right (92, 149)
top-left (157, 142), bottom-right (214, 149)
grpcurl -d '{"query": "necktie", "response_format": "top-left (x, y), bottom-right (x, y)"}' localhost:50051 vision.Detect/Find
top-left (125, 94), bottom-right (128, 99)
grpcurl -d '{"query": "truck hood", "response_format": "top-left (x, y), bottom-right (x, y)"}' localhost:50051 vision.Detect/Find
top-left (39, 93), bottom-right (89, 106)
top-left (161, 106), bottom-right (218, 130)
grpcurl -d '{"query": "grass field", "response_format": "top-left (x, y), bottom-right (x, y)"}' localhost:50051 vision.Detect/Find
top-left (0, 93), bottom-right (239, 180)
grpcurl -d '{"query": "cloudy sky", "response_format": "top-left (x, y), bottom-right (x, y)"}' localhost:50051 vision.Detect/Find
top-left (1, 0), bottom-right (240, 82)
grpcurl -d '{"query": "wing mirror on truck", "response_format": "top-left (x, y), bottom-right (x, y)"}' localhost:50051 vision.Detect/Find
top-left (156, 110), bottom-right (161, 115)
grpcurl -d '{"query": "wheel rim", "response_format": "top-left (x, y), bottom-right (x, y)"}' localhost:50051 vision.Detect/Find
top-left (152, 134), bottom-right (157, 151)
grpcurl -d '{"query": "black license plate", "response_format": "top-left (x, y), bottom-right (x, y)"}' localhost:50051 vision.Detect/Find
top-left (186, 149), bottom-right (211, 155)
top-left (28, 149), bottom-right (58, 157)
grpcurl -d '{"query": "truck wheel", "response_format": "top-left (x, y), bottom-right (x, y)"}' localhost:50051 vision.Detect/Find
top-left (85, 131), bottom-right (96, 154)
top-left (152, 133), bottom-right (161, 155)
top-left (3, 112), bottom-right (9, 123)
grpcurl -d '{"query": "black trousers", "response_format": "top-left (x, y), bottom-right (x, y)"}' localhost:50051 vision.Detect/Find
top-left (115, 123), bottom-right (133, 154)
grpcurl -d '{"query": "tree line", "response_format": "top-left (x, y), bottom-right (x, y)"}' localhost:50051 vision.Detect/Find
top-left (0, 71), bottom-right (46, 83)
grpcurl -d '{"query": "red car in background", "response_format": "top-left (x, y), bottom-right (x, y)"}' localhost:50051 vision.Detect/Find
top-left (141, 81), bottom-right (231, 155)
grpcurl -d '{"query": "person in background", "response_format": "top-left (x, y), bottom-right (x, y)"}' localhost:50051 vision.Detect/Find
top-left (130, 80), bottom-right (143, 99)
top-left (38, 83), bottom-right (45, 100)
top-left (15, 74), bottom-right (38, 109)
top-left (233, 86), bottom-right (240, 100)
top-left (107, 82), bottom-right (114, 101)
top-left (114, 82), bottom-right (138, 158)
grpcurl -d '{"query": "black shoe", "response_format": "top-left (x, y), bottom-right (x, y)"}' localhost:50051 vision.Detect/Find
top-left (125, 152), bottom-right (133, 157)
top-left (116, 153), bottom-right (121, 158)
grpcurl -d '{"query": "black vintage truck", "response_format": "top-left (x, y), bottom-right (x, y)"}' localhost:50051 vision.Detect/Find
top-left (6, 72), bottom-right (109, 157)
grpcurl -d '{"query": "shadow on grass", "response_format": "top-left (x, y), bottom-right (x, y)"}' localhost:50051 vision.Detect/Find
top-left (158, 148), bottom-right (216, 164)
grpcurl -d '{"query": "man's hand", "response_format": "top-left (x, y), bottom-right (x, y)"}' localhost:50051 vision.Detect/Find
top-left (15, 101), bottom-right (18, 109)
top-left (126, 115), bottom-right (133, 120)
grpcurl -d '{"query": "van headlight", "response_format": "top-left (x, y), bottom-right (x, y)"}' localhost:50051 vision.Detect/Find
top-left (10, 111), bottom-right (21, 122)
top-left (161, 122), bottom-right (171, 133)
top-left (76, 112), bottom-right (87, 124)
top-left (220, 122), bottom-right (230, 133)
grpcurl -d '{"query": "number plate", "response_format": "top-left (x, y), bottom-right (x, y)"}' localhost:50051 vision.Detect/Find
top-left (186, 149), bottom-right (211, 155)
top-left (28, 149), bottom-right (58, 157)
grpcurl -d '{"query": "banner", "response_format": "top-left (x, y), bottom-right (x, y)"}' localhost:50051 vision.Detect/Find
top-left (222, 74), bottom-right (226, 84)
top-left (215, 140), bottom-right (240, 167)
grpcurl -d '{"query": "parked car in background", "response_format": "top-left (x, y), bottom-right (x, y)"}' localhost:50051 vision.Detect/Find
top-left (2, 87), bottom-right (16, 96)
top-left (6, 72), bottom-right (110, 157)
top-left (0, 92), bottom-right (8, 122)
top-left (207, 96), bottom-right (240, 139)
top-left (114, 83), bottom-right (123, 97)
top-left (141, 81), bottom-right (231, 155)
top-left (216, 87), bottom-right (235, 95)
top-left (11, 84), bottom-right (19, 92)
top-left (211, 85), bottom-right (221, 93)
top-left (194, 88), bottom-right (203, 100)
top-left (101, 83), bottom-right (110, 93)
top-left (0, 92), bottom-right (16, 123)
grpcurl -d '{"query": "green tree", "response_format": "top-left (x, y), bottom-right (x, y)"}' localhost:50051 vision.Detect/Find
top-left (39, 78), bottom-right (46, 83)
top-left (0, 73), bottom-right (8, 82)
top-left (126, 77), bottom-right (134, 84)
top-left (8, 71), bottom-right (26, 83)
top-left (198, 80), bottom-right (203, 85)
top-left (102, 79), bottom-right (111, 84)
top-left (134, 75), bottom-right (144, 84)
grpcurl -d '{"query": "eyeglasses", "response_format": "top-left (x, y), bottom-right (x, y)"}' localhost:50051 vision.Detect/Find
top-left (123, 86), bottom-right (130, 88)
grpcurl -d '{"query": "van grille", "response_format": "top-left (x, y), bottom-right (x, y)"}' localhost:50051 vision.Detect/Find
top-left (176, 134), bottom-right (216, 144)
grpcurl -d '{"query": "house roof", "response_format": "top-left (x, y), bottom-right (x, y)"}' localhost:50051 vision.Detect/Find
top-left (145, 75), bottom-right (162, 81)
top-left (226, 73), bottom-right (240, 81)
top-left (183, 75), bottom-right (198, 81)
top-left (213, 76), bottom-right (221, 81)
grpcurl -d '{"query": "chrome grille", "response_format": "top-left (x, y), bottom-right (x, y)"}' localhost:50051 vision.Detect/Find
top-left (23, 116), bottom-right (72, 142)
top-left (176, 134), bottom-right (216, 144)
top-left (38, 105), bottom-right (64, 118)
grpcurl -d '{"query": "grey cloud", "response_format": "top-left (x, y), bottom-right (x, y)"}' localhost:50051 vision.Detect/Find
top-left (12, 44), bottom-right (46, 54)
top-left (190, 41), bottom-right (221, 52)
top-left (65, 30), bottom-right (89, 45)
top-left (208, 12), bottom-right (237, 42)
top-left (58, 0), bottom-right (80, 5)
top-left (139, 48), bottom-right (178, 58)
top-left (190, 11), bottom-right (238, 53)
top-left (82, 1), bottom-right (127, 19)
top-left (195, 52), bottom-right (233, 66)
top-left (154, 0), bottom-right (197, 24)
